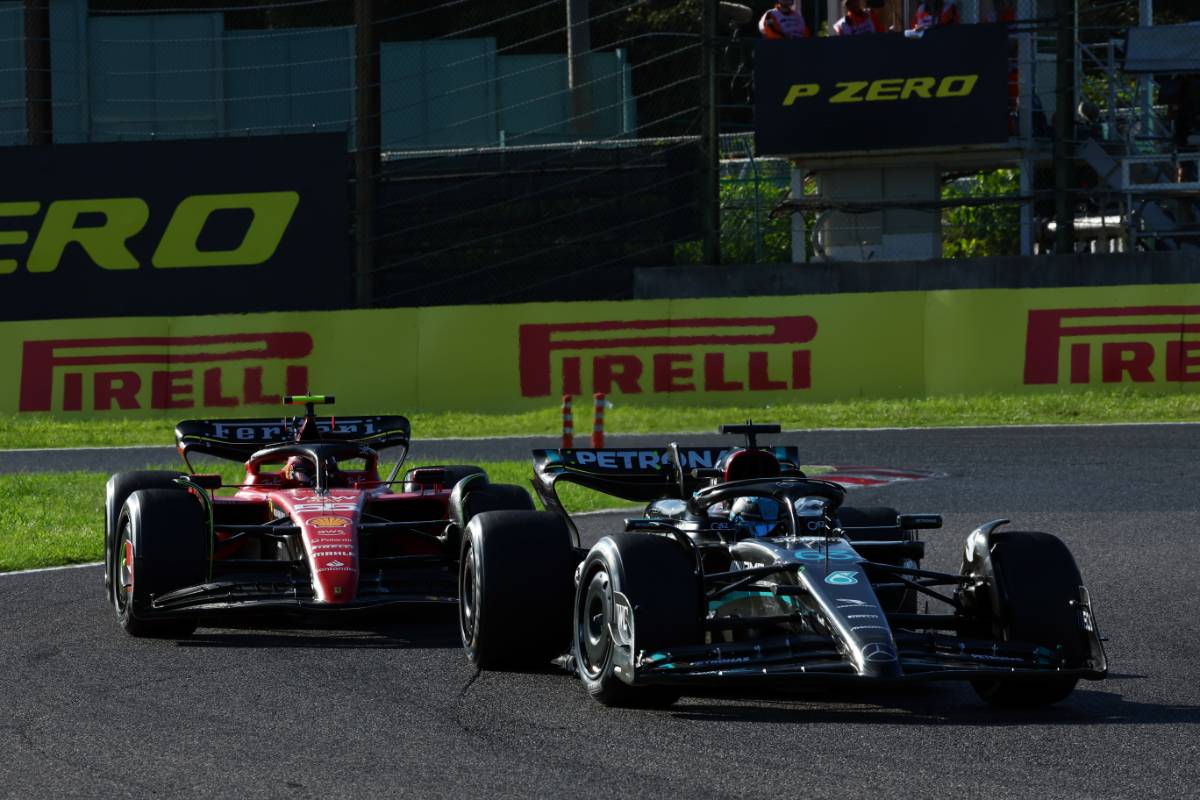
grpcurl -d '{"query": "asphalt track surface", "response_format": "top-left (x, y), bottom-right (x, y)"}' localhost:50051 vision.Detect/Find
top-left (2, 425), bottom-right (1198, 799)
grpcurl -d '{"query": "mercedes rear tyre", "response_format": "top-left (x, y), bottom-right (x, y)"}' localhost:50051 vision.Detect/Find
top-left (112, 489), bottom-right (208, 638)
top-left (573, 533), bottom-right (702, 708)
top-left (970, 531), bottom-right (1088, 708)
top-left (459, 510), bottom-right (576, 669)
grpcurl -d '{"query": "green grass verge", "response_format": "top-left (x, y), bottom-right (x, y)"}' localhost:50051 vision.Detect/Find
top-left (0, 460), bottom-right (636, 573)
top-left (4, 391), bottom-right (1200, 450)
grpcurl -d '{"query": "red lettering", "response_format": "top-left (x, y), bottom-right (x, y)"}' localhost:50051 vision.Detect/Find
top-left (653, 353), bottom-right (694, 393)
top-left (63, 373), bottom-right (82, 412)
top-left (151, 370), bottom-right (193, 410)
top-left (1166, 341), bottom-right (1200, 382)
top-left (285, 365), bottom-right (308, 395)
top-left (243, 367), bottom-right (281, 405)
top-left (1101, 342), bottom-right (1154, 383)
top-left (94, 372), bottom-right (141, 410)
top-left (1024, 306), bottom-right (1200, 385)
top-left (748, 352), bottom-right (787, 391)
top-left (1070, 343), bottom-right (1090, 384)
top-left (791, 350), bottom-right (811, 389)
top-left (562, 356), bottom-right (581, 396)
top-left (593, 355), bottom-right (643, 394)
top-left (703, 353), bottom-right (743, 391)
top-left (202, 368), bottom-right (237, 407)
top-left (19, 332), bottom-right (313, 412)
top-left (518, 317), bottom-right (818, 397)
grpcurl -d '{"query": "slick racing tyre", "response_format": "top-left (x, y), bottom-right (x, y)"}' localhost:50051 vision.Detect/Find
top-left (104, 471), bottom-right (185, 593)
top-left (459, 510), bottom-right (576, 669)
top-left (447, 477), bottom-right (536, 554)
top-left (573, 534), bottom-right (702, 709)
top-left (112, 489), bottom-right (208, 638)
top-left (970, 531), bottom-right (1088, 708)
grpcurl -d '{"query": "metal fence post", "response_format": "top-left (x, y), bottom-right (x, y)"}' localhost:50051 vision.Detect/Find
top-left (354, 0), bottom-right (379, 306)
top-left (23, 0), bottom-right (51, 146)
top-left (701, 0), bottom-right (721, 265)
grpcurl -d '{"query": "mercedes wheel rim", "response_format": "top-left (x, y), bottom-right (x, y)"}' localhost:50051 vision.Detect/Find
top-left (577, 567), bottom-right (612, 679)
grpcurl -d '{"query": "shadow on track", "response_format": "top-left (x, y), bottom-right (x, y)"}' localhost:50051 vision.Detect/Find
top-left (173, 605), bottom-right (461, 651)
top-left (669, 684), bottom-right (1199, 727)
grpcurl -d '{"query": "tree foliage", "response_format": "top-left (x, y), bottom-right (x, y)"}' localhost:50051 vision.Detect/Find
top-left (942, 169), bottom-right (1021, 259)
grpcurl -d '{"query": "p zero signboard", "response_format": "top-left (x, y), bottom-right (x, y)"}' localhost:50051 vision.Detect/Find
top-left (754, 25), bottom-right (1009, 156)
top-left (0, 133), bottom-right (350, 320)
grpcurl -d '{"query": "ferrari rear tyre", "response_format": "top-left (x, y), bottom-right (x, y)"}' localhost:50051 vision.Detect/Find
top-left (461, 483), bottom-right (534, 520)
top-left (112, 489), bottom-right (208, 638)
top-left (970, 531), bottom-right (1087, 708)
top-left (104, 471), bottom-right (185, 593)
top-left (573, 534), bottom-right (702, 708)
top-left (459, 510), bottom-right (575, 669)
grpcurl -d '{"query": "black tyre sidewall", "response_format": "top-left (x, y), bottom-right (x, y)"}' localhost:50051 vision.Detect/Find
top-left (972, 530), bottom-right (1087, 707)
top-left (572, 533), bottom-right (701, 707)
top-left (104, 471), bottom-right (185, 593)
top-left (113, 489), bottom-right (207, 637)
top-left (459, 510), bottom-right (575, 669)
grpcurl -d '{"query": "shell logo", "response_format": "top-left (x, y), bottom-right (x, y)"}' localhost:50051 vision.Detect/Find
top-left (309, 515), bottom-right (351, 529)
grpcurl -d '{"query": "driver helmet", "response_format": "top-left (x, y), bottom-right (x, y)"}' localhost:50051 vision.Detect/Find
top-left (730, 496), bottom-right (782, 538)
top-left (282, 456), bottom-right (315, 487)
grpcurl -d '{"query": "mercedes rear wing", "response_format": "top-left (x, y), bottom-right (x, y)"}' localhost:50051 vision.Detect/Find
top-left (532, 445), bottom-right (802, 542)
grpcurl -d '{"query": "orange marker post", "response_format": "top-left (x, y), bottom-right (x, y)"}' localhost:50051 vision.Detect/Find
top-left (561, 395), bottom-right (574, 449)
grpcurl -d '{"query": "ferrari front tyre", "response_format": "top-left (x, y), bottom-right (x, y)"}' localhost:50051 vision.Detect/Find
top-left (970, 530), bottom-right (1089, 708)
top-left (104, 470), bottom-right (185, 593)
top-left (573, 534), bottom-right (702, 708)
top-left (459, 510), bottom-right (575, 669)
top-left (111, 489), bottom-right (208, 638)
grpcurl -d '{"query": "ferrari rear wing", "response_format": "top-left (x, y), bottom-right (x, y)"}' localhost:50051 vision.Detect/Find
top-left (176, 415), bottom-right (411, 464)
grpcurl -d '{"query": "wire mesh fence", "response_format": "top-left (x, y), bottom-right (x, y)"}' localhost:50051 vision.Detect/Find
top-left (1, 1), bottom-right (1199, 305)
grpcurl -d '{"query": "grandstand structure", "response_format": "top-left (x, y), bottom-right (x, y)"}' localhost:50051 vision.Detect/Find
top-left (1, 1), bottom-right (1197, 305)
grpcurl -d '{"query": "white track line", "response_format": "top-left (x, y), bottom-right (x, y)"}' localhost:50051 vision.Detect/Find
top-left (1, 561), bottom-right (102, 577)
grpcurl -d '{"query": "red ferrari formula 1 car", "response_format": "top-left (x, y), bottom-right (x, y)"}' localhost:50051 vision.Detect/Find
top-left (103, 395), bottom-right (532, 637)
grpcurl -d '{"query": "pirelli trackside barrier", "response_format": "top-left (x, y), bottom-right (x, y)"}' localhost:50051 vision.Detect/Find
top-left (754, 24), bottom-right (1009, 155)
top-left (1, 133), bottom-right (350, 321)
top-left (4, 284), bottom-right (1200, 418)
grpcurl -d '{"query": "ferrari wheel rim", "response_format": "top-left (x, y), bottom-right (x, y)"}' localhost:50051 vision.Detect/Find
top-left (459, 543), bottom-right (478, 644)
top-left (115, 523), bottom-right (134, 613)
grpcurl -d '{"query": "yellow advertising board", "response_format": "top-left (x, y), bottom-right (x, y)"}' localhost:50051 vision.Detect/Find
top-left (3, 283), bottom-right (1199, 418)
top-left (923, 284), bottom-right (1200, 395)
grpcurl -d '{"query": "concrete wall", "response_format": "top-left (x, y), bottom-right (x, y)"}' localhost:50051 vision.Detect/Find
top-left (633, 251), bottom-right (1200, 300)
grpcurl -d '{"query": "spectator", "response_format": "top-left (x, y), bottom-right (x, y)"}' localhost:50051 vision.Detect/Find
top-left (759, 0), bottom-right (812, 39)
top-left (940, 0), bottom-right (960, 25)
top-left (833, 0), bottom-right (884, 36)
top-left (912, 0), bottom-right (958, 31)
